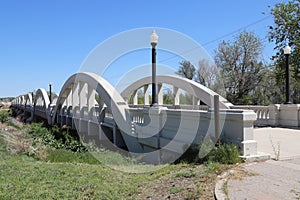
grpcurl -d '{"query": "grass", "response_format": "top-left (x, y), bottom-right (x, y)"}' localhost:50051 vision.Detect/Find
top-left (0, 129), bottom-right (227, 199)
top-left (0, 118), bottom-right (240, 199)
top-left (43, 148), bottom-right (101, 165)
top-left (0, 133), bottom-right (170, 199)
top-left (170, 185), bottom-right (184, 194)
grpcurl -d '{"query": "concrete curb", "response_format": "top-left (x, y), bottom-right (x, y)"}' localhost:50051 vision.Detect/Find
top-left (214, 169), bottom-right (235, 200)
top-left (215, 153), bottom-right (271, 200)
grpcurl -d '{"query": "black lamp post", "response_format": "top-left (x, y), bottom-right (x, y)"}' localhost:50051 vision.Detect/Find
top-left (150, 30), bottom-right (158, 106)
top-left (283, 43), bottom-right (292, 104)
top-left (49, 82), bottom-right (52, 104)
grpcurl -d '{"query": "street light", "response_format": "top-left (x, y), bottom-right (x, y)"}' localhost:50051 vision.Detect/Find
top-left (49, 82), bottom-right (52, 104)
top-left (283, 43), bottom-right (292, 104)
top-left (150, 30), bottom-right (158, 106)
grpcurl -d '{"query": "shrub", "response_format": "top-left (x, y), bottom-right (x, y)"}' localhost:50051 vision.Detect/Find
top-left (174, 140), bottom-right (242, 165)
top-left (26, 123), bottom-right (87, 152)
top-left (0, 110), bottom-right (9, 123)
top-left (207, 143), bottom-right (241, 164)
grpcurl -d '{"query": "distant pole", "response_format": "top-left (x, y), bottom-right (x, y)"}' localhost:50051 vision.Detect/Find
top-left (214, 95), bottom-right (220, 145)
top-left (49, 82), bottom-right (52, 104)
top-left (283, 43), bottom-right (292, 104)
top-left (150, 30), bottom-right (158, 106)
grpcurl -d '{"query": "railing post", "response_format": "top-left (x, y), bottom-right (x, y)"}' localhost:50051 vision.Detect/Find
top-left (268, 104), bottom-right (280, 126)
top-left (214, 95), bottom-right (220, 145)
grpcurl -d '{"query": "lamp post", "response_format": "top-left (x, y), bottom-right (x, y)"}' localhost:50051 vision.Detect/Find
top-left (283, 43), bottom-right (292, 104)
top-left (49, 82), bottom-right (52, 104)
top-left (150, 30), bottom-right (158, 106)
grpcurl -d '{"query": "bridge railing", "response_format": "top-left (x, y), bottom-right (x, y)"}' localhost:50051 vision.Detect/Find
top-left (129, 108), bottom-right (145, 125)
top-left (231, 105), bottom-right (270, 126)
top-left (128, 104), bottom-right (209, 111)
top-left (231, 104), bottom-right (300, 127)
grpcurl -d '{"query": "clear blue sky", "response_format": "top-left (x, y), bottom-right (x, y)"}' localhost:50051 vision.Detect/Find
top-left (0, 0), bottom-right (284, 97)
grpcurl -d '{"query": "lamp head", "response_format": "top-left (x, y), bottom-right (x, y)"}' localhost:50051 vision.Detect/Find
top-left (284, 43), bottom-right (291, 55)
top-left (150, 30), bottom-right (158, 46)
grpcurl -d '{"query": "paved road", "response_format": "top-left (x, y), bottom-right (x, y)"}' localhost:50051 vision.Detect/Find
top-left (254, 127), bottom-right (300, 160)
top-left (227, 127), bottom-right (300, 200)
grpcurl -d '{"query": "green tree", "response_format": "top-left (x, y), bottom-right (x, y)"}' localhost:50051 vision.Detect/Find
top-left (176, 61), bottom-right (196, 80)
top-left (196, 59), bottom-right (226, 97)
top-left (215, 31), bottom-right (266, 105)
top-left (268, 0), bottom-right (300, 103)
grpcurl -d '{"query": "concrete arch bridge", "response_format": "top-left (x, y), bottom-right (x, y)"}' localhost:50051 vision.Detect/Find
top-left (11, 72), bottom-right (259, 163)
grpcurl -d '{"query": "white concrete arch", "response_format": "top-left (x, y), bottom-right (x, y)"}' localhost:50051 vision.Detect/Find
top-left (34, 88), bottom-right (51, 124)
top-left (121, 75), bottom-right (233, 109)
top-left (24, 93), bottom-right (33, 107)
top-left (20, 95), bottom-right (25, 106)
top-left (52, 72), bottom-right (130, 133)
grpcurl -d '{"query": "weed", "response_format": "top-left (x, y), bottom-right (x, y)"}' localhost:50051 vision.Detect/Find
top-left (5, 120), bottom-right (21, 130)
top-left (174, 169), bottom-right (196, 178)
top-left (269, 135), bottom-right (280, 160)
top-left (185, 182), bottom-right (203, 199)
top-left (222, 180), bottom-right (229, 197)
top-left (170, 185), bottom-right (184, 194)
top-left (206, 161), bottom-right (221, 173)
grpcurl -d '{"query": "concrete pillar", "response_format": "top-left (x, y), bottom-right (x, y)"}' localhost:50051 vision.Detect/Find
top-left (192, 96), bottom-right (200, 109)
top-left (79, 82), bottom-right (86, 108)
top-left (65, 90), bottom-right (70, 106)
top-left (87, 86), bottom-right (96, 121)
top-left (133, 90), bottom-right (138, 105)
top-left (279, 104), bottom-right (300, 127)
top-left (268, 104), bottom-right (280, 126)
top-left (144, 85), bottom-right (149, 105)
top-left (72, 82), bottom-right (79, 118)
top-left (157, 83), bottom-right (163, 105)
top-left (173, 86), bottom-right (180, 106)
top-left (97, 97), bottom-right (106, 122)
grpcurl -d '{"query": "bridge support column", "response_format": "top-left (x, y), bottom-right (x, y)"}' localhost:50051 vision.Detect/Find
top-left (192, 96), bottom-right (200, 109)
top-left (72, 83), bottom-right (80, 129)
top-left (88, 86), bottom-right (96, 121)
top-left (157, 83), bottom-right (163, 105)
top-left (133, 90), bottom-right (138, 105)
top-left (173, 86), bottom-right (180, 107)
top-left (79, 82), bottom-right (87, 118)
top-left (143, 85), bottom-right (149, 105)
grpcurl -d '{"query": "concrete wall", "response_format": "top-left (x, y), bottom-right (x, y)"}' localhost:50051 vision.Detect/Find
top-left (127, 107), bottom-right (258, 162)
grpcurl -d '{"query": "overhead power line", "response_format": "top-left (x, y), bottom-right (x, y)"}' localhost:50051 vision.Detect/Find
top-left (159, 15), bottom-right (271, 63)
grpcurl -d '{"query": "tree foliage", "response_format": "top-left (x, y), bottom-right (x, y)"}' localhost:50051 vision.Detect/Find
top-left (269, 0), bottom-right (300, 103)
top-left (214, 31), bottom-right (266, 104)
top-left (176, 61), bottom-right (196, 80)
top-left (196, 59), bottom-right (225, 97)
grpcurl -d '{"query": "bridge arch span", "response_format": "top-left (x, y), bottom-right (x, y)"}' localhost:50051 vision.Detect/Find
top-left (121, 75), bottom-right (232, 109)
top-left (24, 93), bottom-right (33, 107)
top-left (52, 72), bottom-right (130, 134)
top-left (33, 88), bottom-right (51, 124)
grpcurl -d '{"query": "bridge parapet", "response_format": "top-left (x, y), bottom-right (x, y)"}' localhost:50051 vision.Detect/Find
top-left (231, 104), bottom-right (300, 128)
top-left (126, 107), bottom-right (259, 161)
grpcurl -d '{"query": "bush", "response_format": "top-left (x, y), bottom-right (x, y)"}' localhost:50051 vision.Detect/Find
top-left (175, 140), bottom-right (241, 165)
top-left (207, 143), bottom-right (241, 164)
top-left (0, 110), bottom-right (9, 123)
top-left (26, 123), bottom-right (87, 152)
